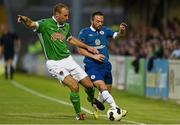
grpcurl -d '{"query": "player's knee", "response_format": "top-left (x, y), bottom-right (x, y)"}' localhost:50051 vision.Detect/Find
top-left (69, 83), bottom-right (79, 92)
top-left (85, 82), bottom-right (94, 89)
top-left (99, 84), bottom-right (108, 92)
top-left (107, 85), bottom-right (112, 93)
top-left (80, 76), bottom-right (94, 88)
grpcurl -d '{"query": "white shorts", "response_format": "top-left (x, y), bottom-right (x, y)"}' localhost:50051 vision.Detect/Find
top-left (46, 55), bottom-right (87, 82)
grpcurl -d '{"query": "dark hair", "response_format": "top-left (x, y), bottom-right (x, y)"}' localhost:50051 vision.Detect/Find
top-left (53, 3), bottom-right (68, 15)
top-left (91, 11), bottom-right (104, 20)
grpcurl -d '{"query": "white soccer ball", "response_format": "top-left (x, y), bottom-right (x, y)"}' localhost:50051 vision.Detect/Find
top-left (107, 107), bottom-right (123, 121)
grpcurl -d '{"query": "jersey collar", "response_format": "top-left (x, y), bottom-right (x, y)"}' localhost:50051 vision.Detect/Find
top-left (52, 16), bottom-right (65, 28)
top-left (90, 25), bottom-right (96, 32)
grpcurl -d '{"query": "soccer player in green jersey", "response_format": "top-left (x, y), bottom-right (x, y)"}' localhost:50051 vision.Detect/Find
top-left (17, 3), bottom-right (104, 120)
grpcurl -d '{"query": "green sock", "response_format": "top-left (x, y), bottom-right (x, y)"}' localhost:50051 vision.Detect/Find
top-left (70, 92), bottom-right (81, 114)
top-left (85, 88), bottom-right (95, 103)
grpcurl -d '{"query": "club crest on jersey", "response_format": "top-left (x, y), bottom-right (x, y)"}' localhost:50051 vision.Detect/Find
top-left (95, 39), bottom-right (101, 45)
top-left (51, 32), bottom-right (65, 42)
top-left (91, 75), bottom-right (95, 80)
top-left (99, 31), bottom-right (104, 35)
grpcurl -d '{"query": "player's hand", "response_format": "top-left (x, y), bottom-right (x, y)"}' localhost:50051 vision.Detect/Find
top-left (120, 22), bottom-right (127, 33)
top-left (87, 46), bottom-right (99, 54)
top-left (17, 15), bottom-right (26, 23)
top-left (93, 54), bottom-right (105, 62)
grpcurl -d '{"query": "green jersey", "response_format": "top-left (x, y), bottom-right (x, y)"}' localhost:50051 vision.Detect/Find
top-left (35, 17), bottom-right (71, 60)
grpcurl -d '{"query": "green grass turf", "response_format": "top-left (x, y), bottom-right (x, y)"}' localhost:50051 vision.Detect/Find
top-left (0, 73), bottom-right (180, 124)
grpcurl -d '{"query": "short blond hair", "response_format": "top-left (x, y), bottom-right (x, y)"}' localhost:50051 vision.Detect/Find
top-left (53, 3), bottom-right (68, 15)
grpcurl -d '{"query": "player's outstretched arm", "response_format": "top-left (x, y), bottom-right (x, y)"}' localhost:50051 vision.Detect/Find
top-left (17, 15), bottom-right (37, 30)
top-left (69, 36), bottom-right (99, 54)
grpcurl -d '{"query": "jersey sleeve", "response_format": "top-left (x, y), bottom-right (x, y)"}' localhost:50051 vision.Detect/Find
top-left (34, 19), bottom-right (45, 33)
top-left (105, 27), bottom-right (115, 38)
top-left (78, 29), bottom-right (86, 43)
top-left (66, 23), bottom-right (72, 41)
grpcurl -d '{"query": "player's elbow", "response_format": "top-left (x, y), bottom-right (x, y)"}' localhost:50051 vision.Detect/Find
top-left (29, 23), bottom-right (37, 29)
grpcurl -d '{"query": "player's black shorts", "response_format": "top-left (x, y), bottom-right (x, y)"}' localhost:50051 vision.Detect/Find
top-left (4, 52), bottom-right (14, 61)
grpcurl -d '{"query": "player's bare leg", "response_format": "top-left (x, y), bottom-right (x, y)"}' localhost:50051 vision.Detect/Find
top-left (63, 75), bottom-right (85, 120)
top-left (5, 59), bottom-right (14, 80)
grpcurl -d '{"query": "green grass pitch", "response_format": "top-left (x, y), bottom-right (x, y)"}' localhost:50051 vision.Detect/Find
top-left (0, 73), bottom-right (180, 124)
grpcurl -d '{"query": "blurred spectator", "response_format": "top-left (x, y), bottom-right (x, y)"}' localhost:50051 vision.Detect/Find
top-left (105, 17), bottom-right (180, 73)
top-left (28, 40), bottom-right (42, 55)
top-left (0, 23), bottom-right (21, 79)
top-left (108, 17), bottom-right (180, 60)
top-left (171, 41), bottom-right (180, 59)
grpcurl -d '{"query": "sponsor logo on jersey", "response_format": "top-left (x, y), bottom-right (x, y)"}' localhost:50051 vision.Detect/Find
top-left (94, 45), bottom-right (105, 49)
top-left (94, 39), bottom-right (105, 49)
top-left (51, 32), bottom-right (65, 42)
top-left (95, 39), bottom-right (101, 46)
top-left (88, 34), bottom-right (93, 36)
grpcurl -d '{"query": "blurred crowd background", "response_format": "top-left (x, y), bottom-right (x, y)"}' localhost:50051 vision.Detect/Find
top-left (0, 0), bottom-right (180, 59)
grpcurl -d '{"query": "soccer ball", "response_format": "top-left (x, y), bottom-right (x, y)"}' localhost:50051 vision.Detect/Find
top-left (107, 107), bottom-right (123, 121)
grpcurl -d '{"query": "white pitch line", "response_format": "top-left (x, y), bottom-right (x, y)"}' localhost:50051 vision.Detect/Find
top-left (11, 80), bottom-right (144, 124)
top-left (11, 80), bottom-right (92, 114)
